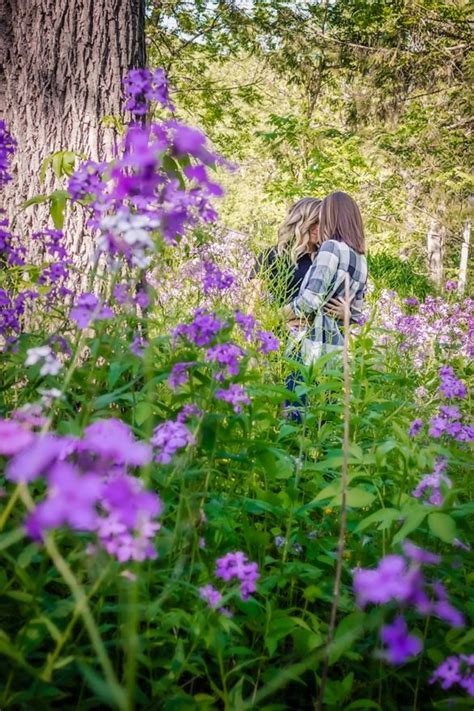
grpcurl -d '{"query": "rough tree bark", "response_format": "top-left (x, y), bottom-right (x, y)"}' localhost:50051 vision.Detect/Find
top-left (427, 217), bottom-right (445, 287)
top-left (458, 219), bottom-right (471, 295)
top-left (0, 0), bottom-right (145, 286)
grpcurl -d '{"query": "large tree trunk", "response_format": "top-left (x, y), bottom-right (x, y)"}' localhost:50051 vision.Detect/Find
top-left (458, 219), bottom-right (471, 295)
top-left (0, 0), bottom-right (145, 288)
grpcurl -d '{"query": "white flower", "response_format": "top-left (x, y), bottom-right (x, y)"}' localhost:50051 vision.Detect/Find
top-left (25, 346), bottom-right (63, 377)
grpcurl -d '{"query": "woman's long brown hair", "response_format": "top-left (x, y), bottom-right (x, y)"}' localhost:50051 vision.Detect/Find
top-left (319, 191), bottom-right (365, 254)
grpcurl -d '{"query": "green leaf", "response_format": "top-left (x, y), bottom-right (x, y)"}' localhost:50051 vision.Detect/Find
top-left (135, 401), bottom-right (153, 426)
top-left (428, 512), bottom-right (457, 543)
top-left (356, 508), bottom-right (400, 532)
top-left (392, 506), bottom-right (427, 545)
top-left (0, 527), bottom-right (25, 552)
top-left (330, 487), bottom-right (375, 508)
top-left (20, 194), bottom-right (49, 210)
top-left (49, 190), bottom-right (69, 229)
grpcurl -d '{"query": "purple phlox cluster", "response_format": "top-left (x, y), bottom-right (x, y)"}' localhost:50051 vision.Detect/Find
top-left (113, 282), bottom-right (150, 310)
top-left (11, 402), bottom-right (47, 430)
top-left (380, 616), bottom-right (422, 665)
top-left (68, 160), bottom-right (109, 205)
top-left (374, 290), bottom-right (474, 365)
top-left (25, 345), bottom-right (63, 376)
top-left (412, 458), bottom-right (452, 506)
top-left (428, 401), bottom-right (473, 442)
top-left (215, 551), bottom-right (260, 600)
top-left (199, 584), bottom-right (222, 609)
top-left (151, 419), bottom-right (196, 464)
top-left (123, 68), bottom-right (174, 115)
top-left (99, 212), bottom-right (158, 269)
top-left (130, 333), bottom-right (148, 357)
top-left (202, 261), bottom-right (235, 294)
top-left (408, 418), bottom-right (423, 437)
top-left (256, 329), bottom-right (280, 354)
top-left (430, 654), bottom-right (474, 696)
top-left (70, 293), bottom-right (114, 329)
top-left (235, 310), bottom-right (257, 340)
top-left (444, 280), bottom-right (458, 292)
top-left (353, 541), bottom-right (464, 625)
top-left (0, 120), bottom-right (16, 189)
top-left (206, 342), bottom-right (245, 380)
top-left (215, 384), bottom-right (250, 413)
top-left (0, 419), bottom-right (35, 455)
top-left (168, 361), bottom-right (195, 389)
top-left (0, 221), bottom-right (26, 266)
top-left (173, 309), bottom-right (225, 347)
top-left (2, 418), bottom-right (162, 562)
top-left (176, 404), bottom-right (203, 423)
top-left (439, 365), bottom-right (467, 400)
top-left (0, 288), bottom-right (38, 341)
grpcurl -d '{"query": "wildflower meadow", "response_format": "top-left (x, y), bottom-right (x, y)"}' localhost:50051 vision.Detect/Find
top-left (0, 9), bottom-right (473, 710)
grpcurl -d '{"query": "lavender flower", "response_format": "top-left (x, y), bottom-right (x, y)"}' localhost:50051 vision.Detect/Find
top-left (408, 418), bottom-right (423, 437)
top-left (206, 342), bottom-right (244, 379)
top-left (151, 420), bottom-right (196, 464)
top-left (0, 120), bottom-right (16, 189)
top-left (439, 365), bottom-right (467, 399)
top-left (430, 655), bottom-right (474, 696)
top-left (168, 362), bottom-right (194, 389)
top-left (176, 404), bottom-right (203, 423)
top-left (0, 419), bottom-right (34, 455)
top-left (199, 584), bottom-right (223, 609)
top-left (70, 293), bottom-right (114, 329)
top-left (235, 310), bottom-right (256, 340)
top-left (130, 333), bottom-right (148, 357)
top-left (412, 458), bottom-right (452, 506)
top-left (215, 551), bottom-right (260, 600)
top-left (215, 384), bottom-right (250, 413)
top-left (173, 309), bottom-right (225, 347)
top-left (380, 616), bottom-right (422, 665)
top-left (202, 261), bottom-right (234, 294)
top-left (256, 330), bottom-right (279, 354)
top-left (123, 68), bottom-right (174, 115)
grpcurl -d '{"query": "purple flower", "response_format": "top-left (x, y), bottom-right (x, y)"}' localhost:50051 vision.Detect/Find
top-left (176, 404), bottom-right (203, 423)
top-left (256, 329), bottom-right (279, 354)
top-left (439, 405), bottom-right (461, 420)
top-left (235, 310), bottom-right (256, 340)
top-left (70, 293), bottom-right (114, 329)
top-left (431, 655), bottom-right (474, 696)
top-left (81, 419), bottom-right (152, 467)
top-left (408, 418), bottom-right (423, 437)
top-left (412, 458), bottom-right (452, 506)
top-left (0, 419), bottom-right (34, 455)
top-left (402, 541), bottom-right (440, 565)
top-left (25, 345), bottom-right (63, 376)
top-left (380, 616), bottom-right (422, 664)
top-left (168, 362), bottom-right (194, 389)
top-left (199, 584), bottom-right (223, 609)
top-left (6, 434), bottom-right (68, 483)
top-left (68, 160), bottom-right (108, 202)
top-left (173, 309), bottom-right (225, 347)
top-left (201, 261), bottom-right (234, 294)
top-left (123, 68), bottom-right (174, 115)
top-left (215, 551), bottom-right (260, 600)
top-left (353, 555), bottom-right (414, 607)
top-left (439, 365), bottom-right (467, 399)
top-left (206, 342), bottom-right (244, 379)
top-left (0, 120), bottom-right (16, 189)
top-left (151, 420), bottom-right (195, 464)
top-left (215, 384), bottom-right (250, 413)
top-left (444, 280), bottom-right (458, 292)
top-left (130, 333), bottom-right (148, 357)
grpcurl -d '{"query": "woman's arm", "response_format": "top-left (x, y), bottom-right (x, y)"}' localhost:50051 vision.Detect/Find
top-left (290, 241), bottom-right (340, 317)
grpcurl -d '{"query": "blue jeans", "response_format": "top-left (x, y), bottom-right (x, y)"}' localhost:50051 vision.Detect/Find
top-left (285, 371), bottom-right (307, 423)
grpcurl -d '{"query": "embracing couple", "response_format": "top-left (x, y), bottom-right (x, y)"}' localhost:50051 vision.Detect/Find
top-left (256, 191), bottom-right (368, 366)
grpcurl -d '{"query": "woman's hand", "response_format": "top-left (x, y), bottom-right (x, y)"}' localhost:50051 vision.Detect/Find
top-left (324, 296), bottom-right (351, 321)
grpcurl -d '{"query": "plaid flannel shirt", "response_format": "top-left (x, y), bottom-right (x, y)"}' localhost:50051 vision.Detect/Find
top-left (291, 239), bottom-right (368, 348)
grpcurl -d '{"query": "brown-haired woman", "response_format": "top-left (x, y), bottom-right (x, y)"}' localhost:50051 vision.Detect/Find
top-left (282, 191), bottom-right (368, 366)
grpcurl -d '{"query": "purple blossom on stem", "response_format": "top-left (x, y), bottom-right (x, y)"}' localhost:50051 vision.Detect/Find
top-left (0, 419), bottom-right (34, 455)
top-left (256, 329), bottom-right (279, 354)
top-left (130, 333), bottom-right (148, 357)
top-left (199, 584), bottom-right (223, 609)
top-left (202, 261), bottom-right (234, 294)
top-left (173, 309), bottom-right (225, 347)
top-left (123, 68), bottom-right (174, 115)
top-left (215, 551), bottom-right (260, 600)
top-left (151, 420), bottom-right (196, 464)
top-left (70, 293), bottom-right (114, 329)
top-left (25, 345), bottom-right (63, 376)
top-left (412, 458), bottom-right (452, 506)
top-left (409, 418), bottom-right (423, 436)
top-left (215, 384), bottom-right (250, 413)
top-left (439, 365), bottom-right (467, 399)
top-left (430, 655), bottom-right (474, 696)
top-left (380, 616), bottom-right (422, 664)
top-left (176, 404), bottom-right (203, 423)
top-left (206, 342), bottom-right (244, 379)
top-left (235, 310), bottom-right (256, 340)
top-left (0, 120), bottom-right (16, 189)
top-left (168, 362), bottom-right (194, 389)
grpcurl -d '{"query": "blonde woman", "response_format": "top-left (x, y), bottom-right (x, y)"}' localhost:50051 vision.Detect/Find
top-left (283, 191), bottom-right (368, 364)
top-left (254, 197), bottom-right (346, 321)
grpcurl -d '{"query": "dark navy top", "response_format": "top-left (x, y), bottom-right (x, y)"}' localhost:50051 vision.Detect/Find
top-left (253, 247), bottom-right (314, 305)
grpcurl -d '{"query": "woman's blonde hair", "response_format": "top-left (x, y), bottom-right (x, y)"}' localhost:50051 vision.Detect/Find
top-left (277, 197), bottom-right (322, 264)
top-left (319, 191), bottom-right (365, 254)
